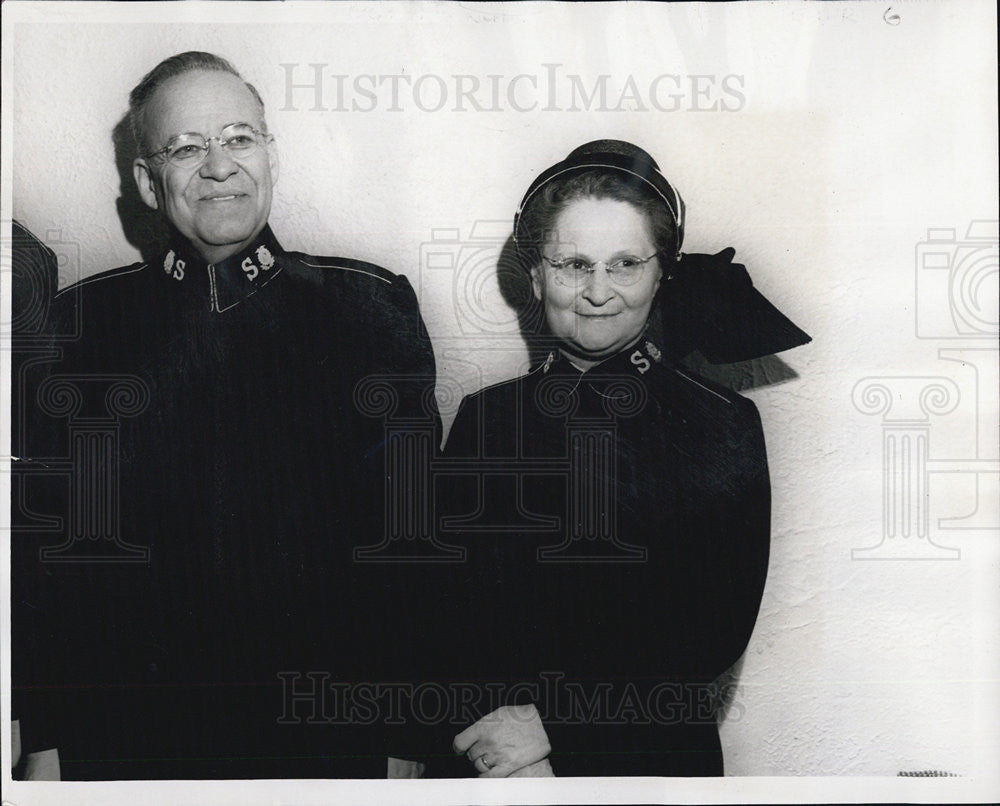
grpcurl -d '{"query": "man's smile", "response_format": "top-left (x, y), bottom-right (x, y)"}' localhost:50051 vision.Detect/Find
top-left (199, 192), bottom-right (247, 202)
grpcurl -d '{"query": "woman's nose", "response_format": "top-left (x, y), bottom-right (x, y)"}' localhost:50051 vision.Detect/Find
top-left (581, 264), bottom-right (615, 305)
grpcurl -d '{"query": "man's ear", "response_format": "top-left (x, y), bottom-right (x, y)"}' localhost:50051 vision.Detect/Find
top-left (132, 159), bottom-right (159, 211)
top-left (266, 138), bottom-right (279, 186)
top-left (530, 265), bottom-right (544, 303)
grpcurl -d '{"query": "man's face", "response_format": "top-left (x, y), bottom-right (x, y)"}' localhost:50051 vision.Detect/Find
top-left (133, 70), bottom-right (278, 263)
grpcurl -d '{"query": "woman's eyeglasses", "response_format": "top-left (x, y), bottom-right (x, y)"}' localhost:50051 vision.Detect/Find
top-left (541, 252), bottom-right (660, 287)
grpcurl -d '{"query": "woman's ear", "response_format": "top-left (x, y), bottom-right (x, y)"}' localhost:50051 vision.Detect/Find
top-left (530, 266), bottom-right (544, 302)
top-left (651, 264), bottom-right (664, 297)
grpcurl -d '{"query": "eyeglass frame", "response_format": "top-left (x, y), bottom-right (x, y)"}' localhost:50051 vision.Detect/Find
top-left (143, 121), bottom-right (273, 167)
top-left (540, 250), bottom-right (665, 287)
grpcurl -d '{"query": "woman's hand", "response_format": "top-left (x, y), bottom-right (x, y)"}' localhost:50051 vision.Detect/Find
top-left (508, 759), bottom-right (555, 777)
top-left (453, 703), bottom-right (552, 777)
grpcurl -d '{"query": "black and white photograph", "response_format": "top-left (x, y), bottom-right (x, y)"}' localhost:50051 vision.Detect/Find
top-left (2, 1), bottom-right (997, 804)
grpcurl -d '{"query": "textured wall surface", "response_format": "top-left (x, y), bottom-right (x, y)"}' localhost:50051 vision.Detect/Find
top-left (7, 1), bottom-right (998, 778)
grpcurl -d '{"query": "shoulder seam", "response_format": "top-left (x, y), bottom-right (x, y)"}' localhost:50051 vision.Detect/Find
top-left (297, 259), bottom-right (393, 284)
top-left (467, 368), bottom-right (536, 400)
top-left (469, 358), bottom-right (548, 399)
top-left (55, 263), bottom-right (148, 298)
top-left (672, 367), bottom-right (735, 405)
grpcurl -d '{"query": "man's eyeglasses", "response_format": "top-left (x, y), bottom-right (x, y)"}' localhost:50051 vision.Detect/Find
top-left (144, 122), bottom-right (272, 168)
top-left (541, 252), bottom-right (660, 287)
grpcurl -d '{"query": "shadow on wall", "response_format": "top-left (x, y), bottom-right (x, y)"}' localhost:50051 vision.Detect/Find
top-left (495, 233), bottom-right (800, 393)
top-left (496, 234), bottom-right (549, 366)
top-left (112, 113), bottom-right (168, 267)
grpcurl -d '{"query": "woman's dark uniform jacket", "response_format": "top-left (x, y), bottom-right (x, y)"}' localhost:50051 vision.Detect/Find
top-left (435, 336), bottom-right (771, 777)
top-left (11, 225), bottom-right (440, 779)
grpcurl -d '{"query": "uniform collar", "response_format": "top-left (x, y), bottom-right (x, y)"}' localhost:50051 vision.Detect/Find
top-left (158, 225), bottom-right (285, 313)
top-left (540, 334), bottom-right (666, 381)
top-left (530, 336), bottom-right (667, 419)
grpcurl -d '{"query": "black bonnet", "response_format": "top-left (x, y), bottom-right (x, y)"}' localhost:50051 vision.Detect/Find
top-left (513, 139), bottom-right (686, 256)
top-left (511, 140), bottom-right (811, 364)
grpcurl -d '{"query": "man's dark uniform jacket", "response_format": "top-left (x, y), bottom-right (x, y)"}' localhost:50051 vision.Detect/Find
top-left (12, 226), bottom-right (439, 779)
top-left (430, 340), bottom-right (770, 776)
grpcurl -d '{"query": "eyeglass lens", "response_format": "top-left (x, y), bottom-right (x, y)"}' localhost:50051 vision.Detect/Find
top-left (163, 124), bottom-right (261, 165)
top-left (550, 257), bottom-right (650, 287)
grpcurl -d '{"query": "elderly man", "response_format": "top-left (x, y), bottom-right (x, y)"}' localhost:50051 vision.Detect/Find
top-left (12, 52), bottom-right (439, 779)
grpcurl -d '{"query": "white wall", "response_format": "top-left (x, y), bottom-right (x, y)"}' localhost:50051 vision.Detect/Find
top-left (6, 0), bottom-right (999, 779)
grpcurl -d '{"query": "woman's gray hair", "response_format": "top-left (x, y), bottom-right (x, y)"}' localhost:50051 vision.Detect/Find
top-left (514, 169), bottom-right (681, 274)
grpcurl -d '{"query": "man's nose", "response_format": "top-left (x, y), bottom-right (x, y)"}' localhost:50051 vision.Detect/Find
top-left (581, 264), bottom-right (615, 305)
top-left (199, 141), bottom-right (239, 180)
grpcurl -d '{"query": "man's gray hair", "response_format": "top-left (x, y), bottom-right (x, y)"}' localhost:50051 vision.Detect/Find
top-left (129, 51), bottom-right (266, 153)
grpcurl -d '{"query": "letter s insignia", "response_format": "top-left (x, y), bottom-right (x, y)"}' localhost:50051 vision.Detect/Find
top-left (630, 350), bottom-right (650, 374)
top-left (173, 259), bottom-right (185, 281)
top-left (241, 256), bottom-right (259, 281)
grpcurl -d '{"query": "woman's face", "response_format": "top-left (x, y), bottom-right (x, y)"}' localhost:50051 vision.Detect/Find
top-left (531, 197), bottom-right (663, 365)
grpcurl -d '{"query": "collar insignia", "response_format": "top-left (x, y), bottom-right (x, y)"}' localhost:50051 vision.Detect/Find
top-left (239, 244), bottom-right (277, 283)
top-left (256, 245), bottom-right (275, 271)
top-left (162, 249), bottom-right (184, 281)
top-left (159, 225), bottom-right (283, 311)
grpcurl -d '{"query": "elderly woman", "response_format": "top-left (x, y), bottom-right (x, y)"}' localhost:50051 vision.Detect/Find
top-left (440, 140), bottom-right (809, 778)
